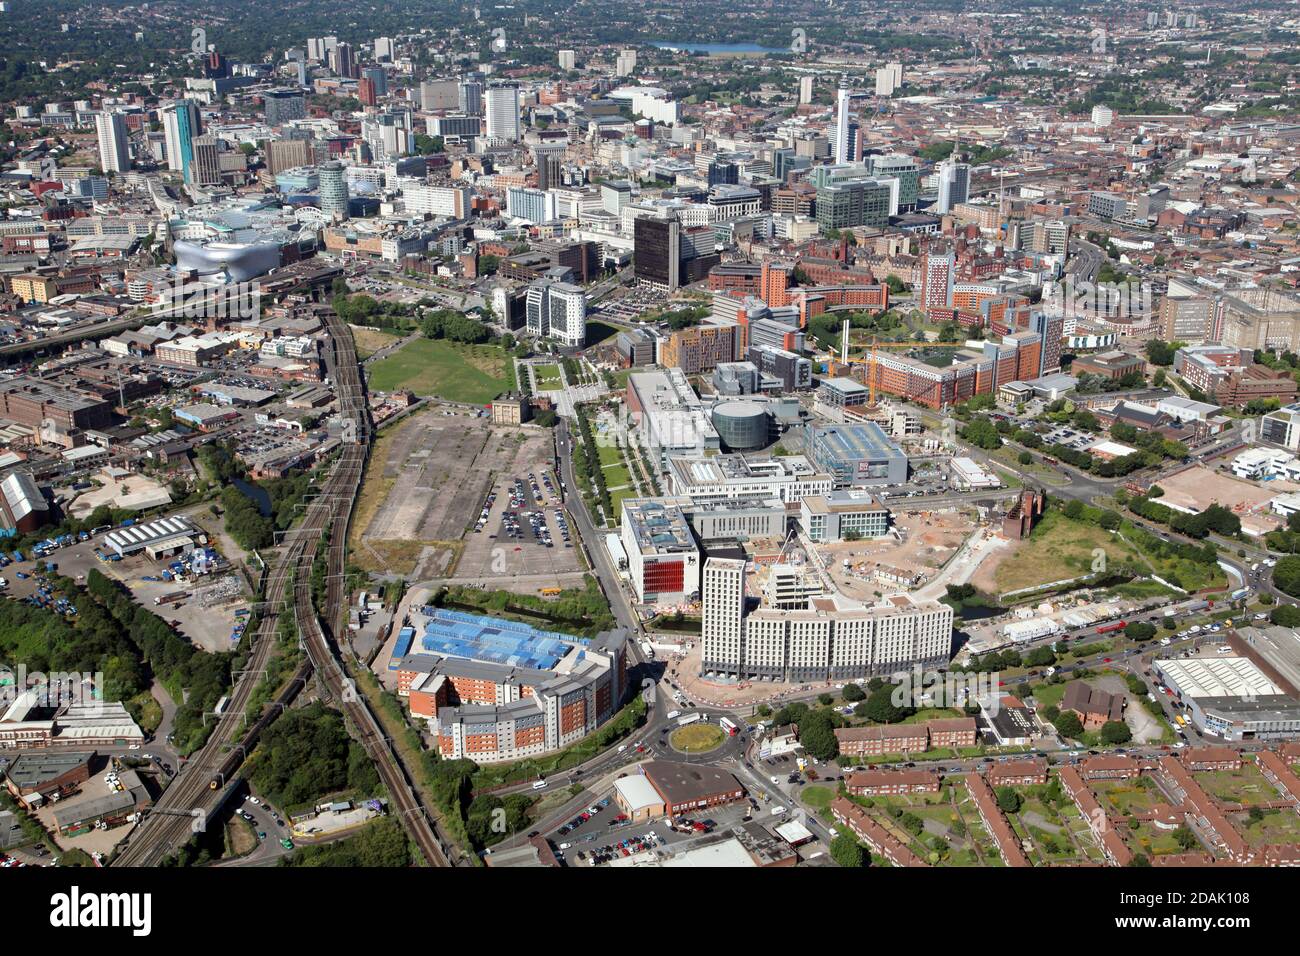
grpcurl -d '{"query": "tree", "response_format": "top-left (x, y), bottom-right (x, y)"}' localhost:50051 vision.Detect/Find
top-left (1274, 556), bottom-right (1300, 599)
top-left (1018, 450), bottom-right (1033, 465)
top-left (995, 787), bottom-right (1022, 814)
top-left (842, 683), bottom-right (865, 703)
top-left (1054, 710), bottom-right (1085, 739)
top-left (1172, 825), bottom-right (1199, 851)
top-left (960, 417), bottom-right (1002, 450)
top-left (1099, 720), bottom-right (1132, 745)
top-left (1271, 604), bottom-right (1300, 627)
top-left (798, 709), bottom-right (840, 760)
top-left (830, 833), bottom-right (868, 868)
top-left (857, 682), bottom-right (915, 724)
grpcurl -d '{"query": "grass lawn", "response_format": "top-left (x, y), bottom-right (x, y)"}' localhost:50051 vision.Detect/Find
top-left (902, 707), bottom-right (965, 724)
top-left (1030, 682), bottom-right (1068, 711)
top-left (801, 785), bottom-right (835, 812)
top-left (596, 442), bottom-right (625, 466)
top-left (534, 363), bottom-right (564, 389)
top-left (367, 338), bottom-right (509, 404)
top-left (994, 510), bottom-right (1142, 594)
top-left (1198, 765), bottom-right (1276, 807)
top-left (669, 723), bottom-right (725, 753)
top-left (1239, 808), bottom-right (1300, 845)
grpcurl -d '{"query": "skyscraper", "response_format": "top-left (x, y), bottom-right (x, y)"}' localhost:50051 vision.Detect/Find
top-left (162, 100), bottom-right (200, 177)
top-left (189, 135), bottom-right (222, 186)
top-left (799, 75), bottom-right (814, 104)
top-left (95, 111), bottom-right (130, 174)
top-left (319, 161), bottom-right (349, 220)
top-left (936, 160), bottom-right (970, 214)
top-left (459, 78), bottom-right (484, 116)
top-left (264, 90), bottom-right (306, 126)
top-left (558, 49), bottom-right (575, 71)
top-left (485, 82), bottom-right (520, 141)
top-left (700, 558), bottom-right (745, 678)
top-left (633, 212), bottom-right (680, 292)
top-left (534, 143), bottom-right (566, 191)
top-left (833, 76), bottom-right (852, 165)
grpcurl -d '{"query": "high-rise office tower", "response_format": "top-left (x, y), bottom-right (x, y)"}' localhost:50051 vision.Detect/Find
top-left (358, 77), bottom-right (378, 107)
top-left (361, 66), bottom-right (387, 99)
top-left (189, 135), bottom-right (222, 186)
top-left (936, 160), bottom-right (970, 214)
top-left (264, 90), bottom-right (306, 126)
top-left (558, 49), bottom-right (575, 71)
top-left (485, 82), bottom-right (520, 141)
top-left (633, 212), bottom-right (680, 292)
top-left (330, 42), bottom-right (357, 79)
top-left (95, 111), bottom-right (130, 173)
top-left (459, 78), bottom-right (484, 116)
top-left (319, 161), bottom-right (349, 220)
top-left (615, 49), bottom-right (637, 76)
top-left (833, 76), bottom-right (852, 165)
top-left (162, 99), bottom-right (200, 177)
top-left (799, 75), bottom-right (814, 104)
top-left (534, 143), bottom-right (566, 191)
top-left (374, 36), bottom-right (395, 61)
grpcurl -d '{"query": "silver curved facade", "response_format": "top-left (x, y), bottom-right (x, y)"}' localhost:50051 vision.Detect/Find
top-left (173, 240), bottom-right (282, 282)
top-left (711, 402), bottom-right (768, 451)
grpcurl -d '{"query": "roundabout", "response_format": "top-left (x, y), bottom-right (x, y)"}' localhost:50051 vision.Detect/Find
top-left (669, 722), bottom-right (727, 754)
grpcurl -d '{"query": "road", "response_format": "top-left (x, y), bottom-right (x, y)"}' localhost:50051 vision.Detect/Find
top-left (554, 417), bottom-right (640, 633)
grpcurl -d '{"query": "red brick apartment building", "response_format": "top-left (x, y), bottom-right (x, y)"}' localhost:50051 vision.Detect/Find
top-left (834, 717), bottom-right (976, 757)
top-left (1182, 747), bottom-right (1242, 772)
top-left (830, 797), bottom-right (926, 867)
top-left (963, 771), bottom-right (1031, 867)
top-left (1078, 755), bottom-right (1143, 780)
top-left (1057, 765), bottom-right (1134, 866)
top-left (986, 758), bottom-right (1049, 787)
top-left (846, 769), bottom-right (941, 796)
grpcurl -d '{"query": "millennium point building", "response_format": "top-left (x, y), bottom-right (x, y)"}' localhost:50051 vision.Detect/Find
top-left (700, 558), bottom-right (953, 681)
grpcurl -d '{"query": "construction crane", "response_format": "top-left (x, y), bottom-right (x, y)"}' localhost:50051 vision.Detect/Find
top-left (835, 319), bottom-right (942, 406)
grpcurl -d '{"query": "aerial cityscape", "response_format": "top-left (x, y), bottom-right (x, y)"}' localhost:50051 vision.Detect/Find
top-left (0, 0), bottom-right (1299, 896)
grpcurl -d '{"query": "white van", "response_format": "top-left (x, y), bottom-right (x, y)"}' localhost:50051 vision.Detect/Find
top-left (532, 779), bottom-right (548, 791)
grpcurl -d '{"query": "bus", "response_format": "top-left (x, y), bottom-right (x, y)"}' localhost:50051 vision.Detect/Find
top-left (719, 717), bottom-right (738, 736)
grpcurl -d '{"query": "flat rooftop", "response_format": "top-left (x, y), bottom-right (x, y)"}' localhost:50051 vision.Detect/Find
top-left (416, 607), bottom-right (578, 672)
top-left (622, 499), bottom-right (695, 554)
top-left (1156, 655), bottom-right (1281, 699)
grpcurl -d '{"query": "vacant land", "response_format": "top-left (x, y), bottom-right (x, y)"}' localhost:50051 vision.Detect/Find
top-left (992, 511), bottom-right (1141, 594)
top-left (368, 338), bottom-right (509, 404)
top-left (350, 325), bottom-right (405, 359)
top-left (350, 410), bottom-right (551, 576)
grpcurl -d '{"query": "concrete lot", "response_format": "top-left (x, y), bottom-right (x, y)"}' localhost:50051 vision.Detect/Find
top-left (354, 408), bottom-right (559, 578)
top-left (454, 468), bottom-right (586, 587)
top-left (1158, 465), bottom-right (1284, 530)
top-left (68, 470), bottom-right (173, 518)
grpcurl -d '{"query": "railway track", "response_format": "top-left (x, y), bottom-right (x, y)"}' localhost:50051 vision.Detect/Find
top-left (116, 313), bottom-right (460, 868)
